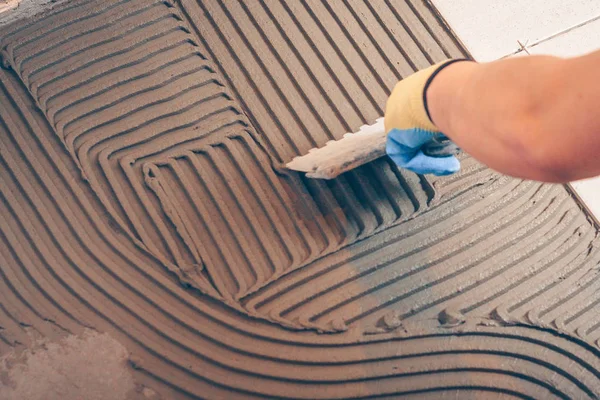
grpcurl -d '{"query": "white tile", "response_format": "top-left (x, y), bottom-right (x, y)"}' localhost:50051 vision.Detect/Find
top-left (431, 0), bottom-right (600, 61)
top-left (526, 17), bottom-right (600, 57)
top-left (571, 178), bottom-right (600, 222)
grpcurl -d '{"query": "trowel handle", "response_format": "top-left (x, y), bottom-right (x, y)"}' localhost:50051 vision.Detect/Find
top-left (423, 134), bottom-right (460, 157)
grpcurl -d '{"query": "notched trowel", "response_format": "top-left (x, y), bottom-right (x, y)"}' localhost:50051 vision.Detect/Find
top-left (286, 118), bottom-right (460, 179)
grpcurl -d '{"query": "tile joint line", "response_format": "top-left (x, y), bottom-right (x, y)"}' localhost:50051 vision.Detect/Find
top-left (499, 13), bottom-right (600, 59)
top-left (526, 13), bottom-right (600, 51)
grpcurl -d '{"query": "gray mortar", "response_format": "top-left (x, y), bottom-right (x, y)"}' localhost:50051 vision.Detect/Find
top-left (1, 1), bottom-right (600, 399)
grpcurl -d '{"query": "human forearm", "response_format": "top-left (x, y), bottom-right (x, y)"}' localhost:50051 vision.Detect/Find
top-left (427, 55), bottom-right (588, 182)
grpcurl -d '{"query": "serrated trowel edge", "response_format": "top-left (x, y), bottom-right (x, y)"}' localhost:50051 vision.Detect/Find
top-left (286, 118), bottom-right (386, 179)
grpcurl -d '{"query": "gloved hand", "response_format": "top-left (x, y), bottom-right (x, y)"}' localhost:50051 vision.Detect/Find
top-left (385, 60), bottom-right (465, 176)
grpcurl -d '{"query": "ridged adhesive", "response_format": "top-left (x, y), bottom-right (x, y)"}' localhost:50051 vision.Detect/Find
top-left (1, 1), bottom-right (600, 398)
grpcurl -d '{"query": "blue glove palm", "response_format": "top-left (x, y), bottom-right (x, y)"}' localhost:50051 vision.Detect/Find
top-left (384, 60), bottom-right (469, 176)
top-left (386, 128), bottom-right (460, 176)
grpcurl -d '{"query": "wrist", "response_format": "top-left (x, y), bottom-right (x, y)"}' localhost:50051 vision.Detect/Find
top-left (425, 60), bottom-right (478, 132)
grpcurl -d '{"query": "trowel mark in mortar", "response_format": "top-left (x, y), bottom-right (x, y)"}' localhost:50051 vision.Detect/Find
top-left (0, 0), bottom-right (434, 333)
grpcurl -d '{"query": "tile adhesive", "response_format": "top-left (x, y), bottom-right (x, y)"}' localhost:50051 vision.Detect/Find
top-left (1, 0), bottom-right (600, 398)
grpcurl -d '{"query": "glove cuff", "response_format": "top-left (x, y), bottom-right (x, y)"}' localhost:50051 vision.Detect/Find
top-left (386, 59), bottom-right (470, 134)
top-left (422, 59), bottom-right (472, 125)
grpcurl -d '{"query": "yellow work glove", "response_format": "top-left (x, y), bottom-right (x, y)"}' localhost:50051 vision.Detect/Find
top-left (385, 60), bottom-right (468, 175)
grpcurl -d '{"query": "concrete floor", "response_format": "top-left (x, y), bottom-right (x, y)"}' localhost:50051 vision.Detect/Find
top-left (0, 0), bottom-right (69, 27)
top-left (0, 330), bottom-right (144, 400)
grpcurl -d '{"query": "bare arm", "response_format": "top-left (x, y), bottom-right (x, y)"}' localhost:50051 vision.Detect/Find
top-left (427, 51), bottom-right (600, 182)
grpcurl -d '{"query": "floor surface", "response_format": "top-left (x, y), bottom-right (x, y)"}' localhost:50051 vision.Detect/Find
top-left (1, 1), bottom-right (600, 399)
